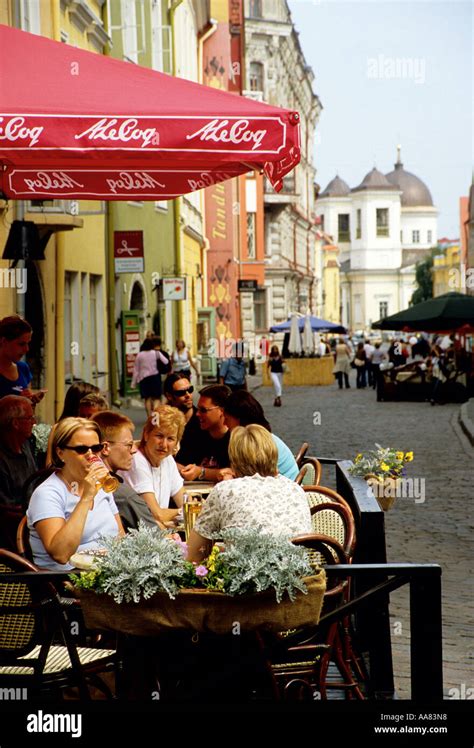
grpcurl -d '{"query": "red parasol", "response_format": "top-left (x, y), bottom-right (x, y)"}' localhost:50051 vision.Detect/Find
top-left (0, 25), bottom-right (300, 201)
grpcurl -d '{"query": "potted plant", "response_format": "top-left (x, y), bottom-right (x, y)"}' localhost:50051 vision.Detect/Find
top-left (348, 444), bottom-right (414, 511)
top-left (70, 526), bottom-right (327, 635)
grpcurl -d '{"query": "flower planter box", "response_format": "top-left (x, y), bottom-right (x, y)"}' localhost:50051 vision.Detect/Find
top-left (75, 571), bottom-right (326, 637)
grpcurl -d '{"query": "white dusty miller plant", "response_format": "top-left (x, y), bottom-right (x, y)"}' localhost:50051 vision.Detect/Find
top-left (217, 527), bottom-right (313, 602)
top-left (31, 423), bottom-right (52, 455)
top-left (71, 525), bottom-right (314, 604)
top-left (90, 524), bottom-right (189, 603)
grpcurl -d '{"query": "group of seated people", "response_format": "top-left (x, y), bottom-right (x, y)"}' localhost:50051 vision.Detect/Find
top-left (0, 372), bottom-right (310, 570)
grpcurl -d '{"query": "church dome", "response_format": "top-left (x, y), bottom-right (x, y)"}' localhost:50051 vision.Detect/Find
top-left (319, 175), bottom-right (351, 198)
top-left (385, 148), bottom-right (433, 207)
top-left (351, 167), bottom-right (395, 192)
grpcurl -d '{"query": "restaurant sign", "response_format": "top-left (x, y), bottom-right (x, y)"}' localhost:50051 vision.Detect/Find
top-left (114, 231), bottom-right (144, 273)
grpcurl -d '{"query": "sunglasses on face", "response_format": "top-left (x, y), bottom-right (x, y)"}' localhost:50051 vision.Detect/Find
top-left (196, 405), bottom-right (220, 414)
top-left (62, 443), bottom-right (104, 455)
top-left (173, 386), bottom-right (194, 397)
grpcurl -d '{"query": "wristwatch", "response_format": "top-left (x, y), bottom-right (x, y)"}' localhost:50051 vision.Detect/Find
top-left (198, 466), bottom-right (206, 480)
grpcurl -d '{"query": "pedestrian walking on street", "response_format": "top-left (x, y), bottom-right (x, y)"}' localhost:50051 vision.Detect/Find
top-left (131, 336), bottom-right (170, 415)
top-left (333, 338), bottom-right (352, 390)
top-left (267, 344), bottom-right (284, 406)
top-left (371, 342), bottom-right (387, 401)
top-left (354, 342), bottom-right (367, 389)
top-left (219, 346), bottom-right (247, 392)
top-left (172, 339), bottom-right (199, 381)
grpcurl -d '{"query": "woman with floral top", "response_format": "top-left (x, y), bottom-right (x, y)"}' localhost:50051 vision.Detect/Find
top-left (186, 424), bottom-right (311, 562)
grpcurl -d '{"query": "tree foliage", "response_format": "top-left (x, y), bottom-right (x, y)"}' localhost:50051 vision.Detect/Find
top-left (410, 247), bottom-right (440, 306)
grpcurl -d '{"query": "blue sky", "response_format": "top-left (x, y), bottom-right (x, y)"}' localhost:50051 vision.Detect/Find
top-left (287, 0), bottom-right (472, 238)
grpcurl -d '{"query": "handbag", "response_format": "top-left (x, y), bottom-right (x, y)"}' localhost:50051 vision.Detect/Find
top-left (354, 357), bottom-right (365, 367)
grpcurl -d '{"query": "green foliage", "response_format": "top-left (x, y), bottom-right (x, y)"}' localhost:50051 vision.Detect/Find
top-left (70, 525), bottom-right (313, 604)
top-left (410, 247), bottom-right (439, 306)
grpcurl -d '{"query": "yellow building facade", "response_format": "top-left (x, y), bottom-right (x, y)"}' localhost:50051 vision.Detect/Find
top-left (432, 244), bottom-right (461, 296)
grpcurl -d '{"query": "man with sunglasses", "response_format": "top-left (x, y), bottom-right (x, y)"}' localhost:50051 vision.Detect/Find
top-left (92, 411), bottom-right (156, 530)
top-left (169, 382), bottom-right (232, 482)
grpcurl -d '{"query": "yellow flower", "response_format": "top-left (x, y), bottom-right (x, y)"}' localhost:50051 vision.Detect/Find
top-left (404, 452), bottom-right (414, 462)
top-left (207, 544), bottom-right (220, 573)
top-left (396, 451), bottom-right (404, 460)
top-left (355, 454), bottom-right (363, 462)
top-left (380, 463), bottom-right (390, 472)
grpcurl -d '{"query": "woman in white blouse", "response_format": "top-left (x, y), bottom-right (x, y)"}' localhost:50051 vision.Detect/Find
top-left (187, 424), bottom-right (312, 562)
top-left (119, 405), bottom-right (185, 528)
top-left (172, 339), bottom-right (198, 379)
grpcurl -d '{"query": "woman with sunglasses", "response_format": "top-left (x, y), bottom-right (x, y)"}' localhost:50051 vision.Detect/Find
top-left (27, 418), bottom-right (124, 570)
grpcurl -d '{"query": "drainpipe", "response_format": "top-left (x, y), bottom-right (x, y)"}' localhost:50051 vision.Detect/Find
top-left (51, 1), bottom-right (65, 417)
top-left (102, 9), bottom-right (119, 405)
top-left (170, 0), bottom-right (185, 340)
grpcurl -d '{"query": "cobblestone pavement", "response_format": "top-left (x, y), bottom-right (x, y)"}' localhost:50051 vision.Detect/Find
top-left (254, 376), bottom-right (473, 700)
top-left (123, 377), bottom-right (473, 700)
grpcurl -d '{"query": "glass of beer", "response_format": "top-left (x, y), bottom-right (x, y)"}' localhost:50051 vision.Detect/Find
top-left (88, 455), bottom-right (119, 493)
top-left (183, 494), bottom-right (204, 542)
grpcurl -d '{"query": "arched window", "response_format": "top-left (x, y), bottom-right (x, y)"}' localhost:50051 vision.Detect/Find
top-left (249, 61), bottom-right (264, 92)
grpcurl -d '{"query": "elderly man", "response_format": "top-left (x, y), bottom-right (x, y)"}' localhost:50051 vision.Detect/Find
top-left (0, 395), bottom-right (38, 550)
top-left (0, 395), bottom-right (38, 509)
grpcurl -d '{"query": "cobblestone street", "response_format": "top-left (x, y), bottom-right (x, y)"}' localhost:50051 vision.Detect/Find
top-left (256, 375), bottom-right (473, 700)
top-left (124, 374), bottom-right (473, 700)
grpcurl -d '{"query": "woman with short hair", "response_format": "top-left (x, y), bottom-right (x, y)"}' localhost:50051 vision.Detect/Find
top-left (27, 417), bottom-right (124, 570)
top-left (186, 424), bottom-right (312, 562)
top-left (119, 405), bottom-right (186, 527)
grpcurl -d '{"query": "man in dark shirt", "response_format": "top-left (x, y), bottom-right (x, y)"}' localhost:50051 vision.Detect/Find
top-left (0, 395), bottom-right (38, 550)
top-left (164, 373), bottom-right (200, 457)
top-left (0, 395), bottom-right (37, 508)
top-left (175, 384), bottom-right (232, 482)
top-left (92, 410), bottom-right (156, 531)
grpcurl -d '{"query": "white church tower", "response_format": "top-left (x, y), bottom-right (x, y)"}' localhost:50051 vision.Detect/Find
top-left (316, 148), bottom-right (438, 330)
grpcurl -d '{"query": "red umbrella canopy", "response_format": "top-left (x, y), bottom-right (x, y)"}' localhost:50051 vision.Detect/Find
top-left (0, 25), bottom-right (300, 201)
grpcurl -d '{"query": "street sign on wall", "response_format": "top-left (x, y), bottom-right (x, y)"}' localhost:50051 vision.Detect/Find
top-left (114, 231), bottom-right (144, 273)
top-left (121, 311), bottom-right (140, 395)
top-left (161, 277), bottom-right (186, 301)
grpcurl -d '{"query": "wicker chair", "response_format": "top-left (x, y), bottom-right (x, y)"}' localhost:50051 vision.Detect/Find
top-left (16, 515), bottom-right (32, 561)
top-left (0, 548), bottom-right (117, 699)
top-left (265, 534), bottom-right (362, 700)
top-left (294, 442), bottom-right (309, 467)
top-left (298, 457), bottom-right (322, 486)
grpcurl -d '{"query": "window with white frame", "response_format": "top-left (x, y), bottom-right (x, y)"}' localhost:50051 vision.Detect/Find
top-left (247, 213), bottom-right (256, 259)
top-left (356, 209), bottom-right (361, 239)
top-left (412, 230), bottom-right (420, 243)
top-left (427, 230), bottom-right (432, 244)
top-left (376, 208), bottom-right (389, 237)
top-left (338, 214), bottom-right (350, 243)
top-left (121, 0), bottom-right (138, 63)
top-left (379, 300), bottom-right (388, 318)
top-left (249, 62), bottom-right (264, 93)
top-left (151, 0), bottom-right (172, 73)
top-left (254, 289), bottom-right (266, 331)
top-left (19, 0), bottom-right (41, 33)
